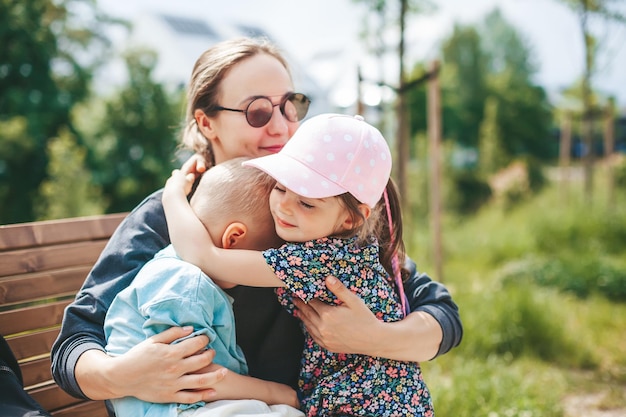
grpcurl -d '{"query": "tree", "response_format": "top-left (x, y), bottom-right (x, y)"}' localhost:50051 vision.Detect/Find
top-left (478, 97), bottom-right (507, 175)
top-left (0, 0), bottom-right (120, 223)
top-left (35, 128), bottom-right (106, 220)
top-left (84, 49), bottom-right (182, 213)
top-left (434, 9), bottom-right (552, 163)
top-left (352, 0), bottom-right (435, 203)
top-left (440, 24), bottom-right (489, 148)
top-left (553, 0), bottom-right (625, 200)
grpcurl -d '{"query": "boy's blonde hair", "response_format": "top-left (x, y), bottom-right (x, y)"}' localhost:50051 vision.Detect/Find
top-left (190, 157), bottom-right (276, 237)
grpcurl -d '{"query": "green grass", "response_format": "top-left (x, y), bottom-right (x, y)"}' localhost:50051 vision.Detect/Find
top-left (405, 163), bottom-right (626, 416)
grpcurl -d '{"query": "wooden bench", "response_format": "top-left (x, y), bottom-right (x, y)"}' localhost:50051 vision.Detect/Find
top-left (0, 213), bottom-right (127, 417)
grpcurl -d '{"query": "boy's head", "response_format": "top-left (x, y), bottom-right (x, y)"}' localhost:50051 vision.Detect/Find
top-left (190, 157), bottom-right (282, 251)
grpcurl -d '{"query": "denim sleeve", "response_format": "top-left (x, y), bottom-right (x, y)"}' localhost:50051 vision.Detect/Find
top-left (403, 258), bottom-right (463, 358)
top-left (51, 189), bottom-right (170, 399)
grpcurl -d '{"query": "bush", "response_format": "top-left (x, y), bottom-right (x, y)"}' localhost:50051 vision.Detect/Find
top-left (499, 255), bottom-right (626, 303)
top-left (447, 170), bottom-right (492, 214)
top-left (459, 281), bottom-right (595, 367)
top-left (424, 356), bottom-right (566, 417)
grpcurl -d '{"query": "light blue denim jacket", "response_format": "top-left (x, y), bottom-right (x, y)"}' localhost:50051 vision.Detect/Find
top-left (104, 245), bottom-right (247, 417)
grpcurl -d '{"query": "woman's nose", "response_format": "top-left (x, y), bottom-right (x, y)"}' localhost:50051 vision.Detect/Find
top-left (265, 105), bottom-right (289, 135)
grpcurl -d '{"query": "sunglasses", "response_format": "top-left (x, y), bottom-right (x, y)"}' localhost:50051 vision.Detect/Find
top-left (213, 93), bottom-right (311, 128)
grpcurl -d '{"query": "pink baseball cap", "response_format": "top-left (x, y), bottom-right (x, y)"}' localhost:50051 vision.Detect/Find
top-left (243, 113), bottom-right (392, 208)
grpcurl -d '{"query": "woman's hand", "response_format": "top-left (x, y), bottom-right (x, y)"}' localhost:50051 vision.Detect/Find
top-left (294, 276), bottom-right (443, 362)
top-left (77, 327), bottom-right (226, 403)
top-left (293, 276), bottom-right (382, 356)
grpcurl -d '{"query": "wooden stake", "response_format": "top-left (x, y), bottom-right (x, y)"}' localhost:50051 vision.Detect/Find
top-left (427, 60), bottom-right (443, 283)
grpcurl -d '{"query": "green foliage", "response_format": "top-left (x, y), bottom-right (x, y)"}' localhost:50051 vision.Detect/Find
top-left (446, 169), bottom-right (492, 214)
top-left (460, 280), bottom-right (595, 367)
top-left (408, 165), bottom-right (626, 413)
top-left (0, 0), bottom-right (119, 223)
top-left (35, 128), bottom-right (106, 220)
top-left (440, 24), bottom-right (489, 148)
top-left (501, 255), bottom-right (626, 302)
top-left (424, 356), bottom-right (566, 417)
top-left (615, 156), bottom-right (626, 188)
top-left (0, 117), bottom-right (38, 224)
top-left (478, 97), bottom-right (508, 175)
top-left (428, 8), bottom-right (554, 169)
top-left (83, 48), bottom-right (182, 213)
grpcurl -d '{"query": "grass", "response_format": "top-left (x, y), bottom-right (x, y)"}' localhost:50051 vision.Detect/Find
top-left (405, 162), bottom-right (626, 416)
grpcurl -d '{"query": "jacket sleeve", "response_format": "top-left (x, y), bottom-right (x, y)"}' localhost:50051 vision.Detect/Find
top-left (403, 257), bottom-right (463, 358)
top-left (51, 189), bottom-right (170, 399)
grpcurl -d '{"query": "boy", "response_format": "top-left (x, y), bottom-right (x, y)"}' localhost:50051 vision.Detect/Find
top-left (103, 158), bottom-right (302, 417)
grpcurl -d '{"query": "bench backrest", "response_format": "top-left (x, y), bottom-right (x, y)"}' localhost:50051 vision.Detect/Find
top-left (0, 213), bottom-right (127, 417)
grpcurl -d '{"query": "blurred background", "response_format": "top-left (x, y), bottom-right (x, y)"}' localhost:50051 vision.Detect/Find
top-left (1, 1), bottom-right (625, 416)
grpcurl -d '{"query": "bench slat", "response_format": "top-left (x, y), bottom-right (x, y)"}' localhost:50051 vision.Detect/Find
top-left (0, 213), bottom-right (126, 251)
top-left (0, 266), bottom-right (90, 305)
top-left (52, 400), bottom-right (110, 417)
top-left (21, 355), bottom-right (53, 387)
top-left (0, 300), bottom-right (70, 336)
top-left (0, 213), bottom-right (126, 417)
top-left (30, 381), bottom-right (89, 412)
top-left (5, 327), bottom-right (59, 361)
top-left (0, 240), bottom-right (108, 278)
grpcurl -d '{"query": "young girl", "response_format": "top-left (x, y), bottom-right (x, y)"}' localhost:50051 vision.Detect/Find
top-left (163, 113), bottom-right (434, 417)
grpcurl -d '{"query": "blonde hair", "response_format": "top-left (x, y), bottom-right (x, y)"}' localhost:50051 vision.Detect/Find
top-left (190, 157), bottom-right (276, 235)
top-left (182, 37), bottom-right (291, 167)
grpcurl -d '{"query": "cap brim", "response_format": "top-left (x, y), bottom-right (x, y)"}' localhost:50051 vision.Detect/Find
top-left (243, 154), bottom-right (347, 199)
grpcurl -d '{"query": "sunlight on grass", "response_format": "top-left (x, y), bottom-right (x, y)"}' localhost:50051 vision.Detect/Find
top-left (406, 162), bottom-right (626, 415)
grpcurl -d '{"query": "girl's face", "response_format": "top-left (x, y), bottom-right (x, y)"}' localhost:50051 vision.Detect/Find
top-left (201, 53), bottom-right (299, 164)
top-left (269, 183), bottom-right (354, 242)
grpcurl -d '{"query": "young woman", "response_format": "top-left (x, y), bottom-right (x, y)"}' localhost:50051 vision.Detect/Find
top-left (51, 37), bottom-right (462, 413)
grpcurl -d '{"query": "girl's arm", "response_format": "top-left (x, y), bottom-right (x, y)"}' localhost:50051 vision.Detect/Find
top-left (162, 170), bottom-right (283, 288)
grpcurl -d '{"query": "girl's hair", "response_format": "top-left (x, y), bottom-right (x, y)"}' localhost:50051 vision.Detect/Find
top-left (336, 178), bottom-right (408, 282)
top-left (181, 37), bottom-right (291, 167)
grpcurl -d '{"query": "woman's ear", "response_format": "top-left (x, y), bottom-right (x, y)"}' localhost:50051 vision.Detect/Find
top-left (221, 222), bottom-right (248, 249)
top-left (194, 109), bottom-right (217, 140)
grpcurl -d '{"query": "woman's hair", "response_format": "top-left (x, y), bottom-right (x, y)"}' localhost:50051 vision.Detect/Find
top-left (181, 37), bottom-right (291, 167)
top-left (336, 178), bottom-right (408, 282)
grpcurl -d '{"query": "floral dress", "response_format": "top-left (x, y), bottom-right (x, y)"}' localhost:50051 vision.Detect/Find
top-left (263, 237), bottom-right (434, 417)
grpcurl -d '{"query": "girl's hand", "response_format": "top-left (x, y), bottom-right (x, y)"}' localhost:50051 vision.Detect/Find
top-left (164, 153), bottom-right (207, 198)
top-left (181, 153), bottom-right (208, 177)
top-left (165, 169), bottom-right (196, 198)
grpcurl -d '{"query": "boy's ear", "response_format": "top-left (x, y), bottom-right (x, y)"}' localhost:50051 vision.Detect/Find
top-left (194, 109), bottom-right (217, 140)
top-left (221, 222), bottom-right (248, 249)
top-left (341, 204), bottom-right (371, 230)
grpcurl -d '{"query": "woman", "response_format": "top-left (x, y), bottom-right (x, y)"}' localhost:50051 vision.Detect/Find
top-left (51, 37), bottom-right (462, 412)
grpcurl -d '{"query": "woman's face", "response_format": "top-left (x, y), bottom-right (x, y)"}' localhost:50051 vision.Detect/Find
top-left (203, 53), bottom-right (300, 164)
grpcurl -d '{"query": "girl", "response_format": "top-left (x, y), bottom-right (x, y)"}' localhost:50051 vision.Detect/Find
top-left (163, 114), bottom-right (434, 416)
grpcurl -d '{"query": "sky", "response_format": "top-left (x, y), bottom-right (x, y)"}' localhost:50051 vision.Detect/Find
top-left (98, 0), bottom-right (626, 109)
